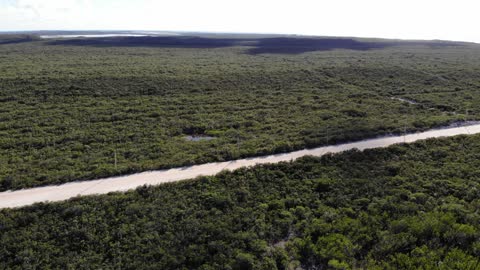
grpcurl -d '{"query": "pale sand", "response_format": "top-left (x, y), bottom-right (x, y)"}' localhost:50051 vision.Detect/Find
top-left (1, 124), bottom-right (479, 209)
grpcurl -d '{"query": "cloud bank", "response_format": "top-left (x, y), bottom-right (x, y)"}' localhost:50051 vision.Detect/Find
top-left (1, 0), bottom-right (479, 43)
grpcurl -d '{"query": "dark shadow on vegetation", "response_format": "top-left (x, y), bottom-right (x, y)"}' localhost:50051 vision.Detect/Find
top-left (0, 35), bottom-right (40, 45)
top-left (46, 36), bottom-right (469, 54)
top-left (47, 36), bottom-right (248, 48)
top-left (247, 38), bottom-right (389, 54)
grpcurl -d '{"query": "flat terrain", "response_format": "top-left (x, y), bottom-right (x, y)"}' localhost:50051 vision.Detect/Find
top-left (1, 35), bottom-right (480, 192)
top-left (2, 33), bottom-right (480, 269)
top-left (1, 133), bottom-right (479, 269)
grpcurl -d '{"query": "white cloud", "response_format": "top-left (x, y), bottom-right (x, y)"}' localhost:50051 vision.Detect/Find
top-left (1, 0), bottom-right (94, 29)
top-left (1, 0), bottom-right (480, 43)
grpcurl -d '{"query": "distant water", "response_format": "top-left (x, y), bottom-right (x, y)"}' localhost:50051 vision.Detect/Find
top-left (185, 135), bottom-right (216, 142)
top-left (390, 97), bottom-right (418, 105)
top-left (41, 34), bottom-right (148, 38)
top-left (40, 32), bottom-right (181, 39)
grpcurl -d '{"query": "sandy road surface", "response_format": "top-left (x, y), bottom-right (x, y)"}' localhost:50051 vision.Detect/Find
top-left (1, 124), bottom-right (479, 209)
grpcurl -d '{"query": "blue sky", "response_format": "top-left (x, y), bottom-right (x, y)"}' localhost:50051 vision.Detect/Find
top-left (1, 0), bottom-right (480, 43)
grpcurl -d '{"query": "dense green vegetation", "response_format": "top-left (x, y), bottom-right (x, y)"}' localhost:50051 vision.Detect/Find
top-left (1, 134), bottom-right (480, 269)
top-left (1, 35), bottom-right (480, 190)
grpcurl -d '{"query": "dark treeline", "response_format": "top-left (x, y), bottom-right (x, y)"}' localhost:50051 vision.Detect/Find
top-left (1, 38), bottom-right (480, 190)
top-left (0, 34), bottom-right (40, 45)
top-left (1, 134), bottom-right (480, 269)
top-left (46, 35), bottom-right (471, 54)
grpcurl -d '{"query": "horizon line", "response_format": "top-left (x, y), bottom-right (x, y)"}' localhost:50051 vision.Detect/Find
top-left (1, 29), bottom-right (479, 44)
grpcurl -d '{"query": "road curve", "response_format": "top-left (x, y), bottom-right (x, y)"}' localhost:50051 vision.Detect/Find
top-left (1, 124), bottom-right (480, 209)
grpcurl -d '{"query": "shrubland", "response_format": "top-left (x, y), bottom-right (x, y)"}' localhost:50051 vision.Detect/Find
top-left (1, 134), bottom-right (479, 269)
top-left (1, 36), bottom-right (479, 190)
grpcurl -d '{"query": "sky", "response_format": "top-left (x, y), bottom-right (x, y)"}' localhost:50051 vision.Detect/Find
top-left (1, 0), bottom-right (479, 43)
